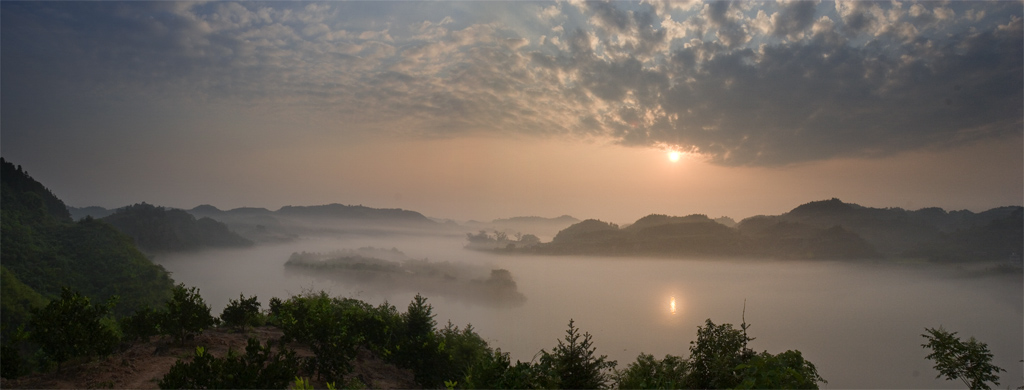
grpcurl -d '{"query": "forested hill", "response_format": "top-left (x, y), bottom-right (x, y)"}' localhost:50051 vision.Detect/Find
top-left (503, 199), bottom-right (1022, 262)
top-left (0, 158), bottom-right (175, 339)
top-left (761, 198), bottom-right (1023, 260)
top-left (101, 203), bottom-right (253, 252)
top-left (276, 203), bottom-right (436, 224)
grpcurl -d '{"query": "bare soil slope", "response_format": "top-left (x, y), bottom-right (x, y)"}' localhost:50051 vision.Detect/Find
top-left (1, 326), bottom-right (416, 389)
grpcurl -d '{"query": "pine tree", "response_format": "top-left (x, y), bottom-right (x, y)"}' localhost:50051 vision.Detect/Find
top-left (540, 319), bottom-right (616, 389)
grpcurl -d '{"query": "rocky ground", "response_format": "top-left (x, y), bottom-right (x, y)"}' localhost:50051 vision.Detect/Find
top-left (0, 326), bottom-right (417, 389)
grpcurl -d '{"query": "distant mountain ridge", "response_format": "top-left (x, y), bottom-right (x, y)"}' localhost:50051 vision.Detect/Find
top-left (100, 203), bottom-right (253, 252)
top-left (495, 198), bottom-right (1021, 262)
top-left (491, 215), bottom-right (579, 224)
top-left (72, 203), bottom-right (438, 243)
top-left (276, 203), bottom-right (435, 224)
top-left (762, 198), bottom-right (1022, 258)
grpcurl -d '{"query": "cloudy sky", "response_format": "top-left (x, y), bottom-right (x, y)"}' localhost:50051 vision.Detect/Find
top-left (2, 1), bottom-right (1021, 223)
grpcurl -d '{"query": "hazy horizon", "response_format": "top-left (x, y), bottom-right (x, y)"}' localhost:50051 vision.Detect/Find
top-left (2, 1), bottom-right (1021, 225)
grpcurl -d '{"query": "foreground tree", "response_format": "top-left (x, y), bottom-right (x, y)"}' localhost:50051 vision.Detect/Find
top-left (538, 319), bottom-right (616, 389)
top-left (615, 353), bottom-right (688, 389)
top-left (162, 284), bottom-right (217, 345)
top-left (617, 317), bottom-right (826, 389)
top-left (27, 288), bottom-right (119, 372)
top-left (275, 292), bottom-right (360, 384)
top-left (685, 319), bottom-right (754, 389)
top-left (735, 350), bottom-right (824, 389)
top-left (220, 293), bottom-right (263, 332)
top-left (395, 294), bottom-right (444, 387)
top-left (922, 327), bottom-right (1005, 390)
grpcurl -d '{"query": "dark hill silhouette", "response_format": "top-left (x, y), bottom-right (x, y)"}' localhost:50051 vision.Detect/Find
top-left (67, 206), bottom-right (115, 221)
top-left (769, 198), bottom-right (1021, 257)
top-left (1, 158), bottom-right (71, 223)
top-left (102, 203), bottom-right (253, 252)
top-left (189, 204), bottom-right (223, 214)
top-left (531, 212), bottom-right (874, 259)
top-left (492, 215), bottom-right (579, 225)
top-left (551, 219), bottom-right (619, 243)
top-left (487, 198), bottom-right (1018, 262)
top-left (276, 203), bottom-right (435, 224)
top-left (906, 208), bottom-right (1023, 262)
top-left (624, 214), bottom-right (714, 231)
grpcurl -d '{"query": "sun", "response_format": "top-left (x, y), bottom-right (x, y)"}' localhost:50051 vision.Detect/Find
top-left (668, 151), bottom-right (682, 162)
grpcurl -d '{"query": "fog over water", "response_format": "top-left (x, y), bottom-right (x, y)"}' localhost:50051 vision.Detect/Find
top-left (155, 233), bottom-right (1023, 389)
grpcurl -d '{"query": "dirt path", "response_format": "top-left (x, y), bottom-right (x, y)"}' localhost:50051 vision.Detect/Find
top-left (1, 326), bottom-right (416, 389)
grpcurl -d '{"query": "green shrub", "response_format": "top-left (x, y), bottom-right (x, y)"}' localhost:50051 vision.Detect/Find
top-left (220, 293), bottom-right (263, 332)
top-left (437, 322), bottom-right (491, 386)
top-left (275, 292), bottom-right (360, 383)
top-left (161, 284), bottom-right (217, 345)
top-left (615, 353), bottom-right (688, 389)
top-left (27, 287), bottom-right (120, 372)
top-left (735, 350), bottom-right (824, 389)
top-left (158, 338), bottom-right (299, 389)
top-left (684, 319), bottom-right (753, 389)
top-left (119, 305), bottom-right (162, 343)
top-left (463, 348), bottom-right (540, 389)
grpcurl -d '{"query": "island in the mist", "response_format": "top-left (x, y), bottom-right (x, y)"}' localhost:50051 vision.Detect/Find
top-left (468, 198), bottom-right (1023, 264)
top-left (283, 247), bottom-right (526, 307)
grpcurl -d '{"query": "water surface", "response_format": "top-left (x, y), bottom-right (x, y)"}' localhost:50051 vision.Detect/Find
top-left (156, 234), bottom-right (1023, 389)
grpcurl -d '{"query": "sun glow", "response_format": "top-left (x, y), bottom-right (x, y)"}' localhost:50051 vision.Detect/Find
top-left (668, 151), bottom-right (682, 162)
top-left (669, 296), bottom-right (677, 315)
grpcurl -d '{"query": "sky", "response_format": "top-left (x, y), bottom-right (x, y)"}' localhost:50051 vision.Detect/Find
top-left (2, 1), bottom-right (1021, 224)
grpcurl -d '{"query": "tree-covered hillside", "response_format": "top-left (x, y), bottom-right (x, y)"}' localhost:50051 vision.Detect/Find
top-left (0, 158), bottom-right (175, 339)
top-left (102, 203), bottom-right (253, 252)
top-left (519, 213), bottom-right (876, 259)
top-left (491, 199), bottom-right (1021, 262)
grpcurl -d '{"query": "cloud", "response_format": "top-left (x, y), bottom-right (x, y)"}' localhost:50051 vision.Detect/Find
top-left (770, 0), bottom-right (820, 39)
top-left (2, 1), bottom-right (1021, 168)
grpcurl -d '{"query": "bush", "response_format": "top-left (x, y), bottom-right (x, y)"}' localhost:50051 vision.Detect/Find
top-left (161, 284), bottom-right (217, 345)
top-left (735, 350), bottom-right (824, 389)
top-left (463, 348), bottom-right (541, 389)
top-left (220, 293), bottom-right (263, 332)
top-left (158, 337), bottom-right (300, 389)
top-left (616, 318), bottom-right (826, 389)
top-left (0, 338), bottom-right (27, 379)
top-left (119, 305), bottom-right (162, 343)
top-left (615, 353), bottom-right (688, 389)
top-left (275, 292), bottom-right (360, 383)
top-left (436, 322), bottom-right (492, 386)
top-left (27, 287), bottom-right (120, 372)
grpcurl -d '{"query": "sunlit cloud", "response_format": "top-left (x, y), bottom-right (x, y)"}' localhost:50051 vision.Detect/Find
top-left (4, 1), bottom-right (1020, 168)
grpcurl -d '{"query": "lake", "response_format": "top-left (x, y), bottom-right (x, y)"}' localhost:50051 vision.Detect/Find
top-left (155, 233), bottom-right (1023, 389)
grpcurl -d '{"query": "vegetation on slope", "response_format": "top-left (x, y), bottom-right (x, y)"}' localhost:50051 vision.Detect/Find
top-left (0, 158), bottom-right (175, 342)
top-left (10, 284), bottom-right (1006, 389)
top-left (490, 199), bottom-right (1021, 262)
top-left (101, 203), bottom-right (253, 252)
